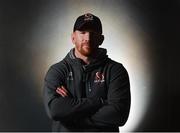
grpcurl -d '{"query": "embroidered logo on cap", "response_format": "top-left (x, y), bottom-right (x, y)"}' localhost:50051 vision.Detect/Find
top-left (84, 13), bottom-right (93, 21)
top-left (94, 72), bottom-right (105, 83)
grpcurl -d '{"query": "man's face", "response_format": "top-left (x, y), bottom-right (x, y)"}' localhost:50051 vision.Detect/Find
top-left (71, 30), bottom-right (103, 56)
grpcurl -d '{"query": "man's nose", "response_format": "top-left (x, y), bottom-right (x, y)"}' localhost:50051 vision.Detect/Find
top-left (84, 32), bottom-right (90, 41)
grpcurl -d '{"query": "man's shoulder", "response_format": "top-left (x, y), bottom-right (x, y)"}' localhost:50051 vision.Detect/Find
top-left (107, 58), bottom-right (128, 73)
top-left (48, 59), bottom-right (68, 71)
top-left (107, 58), bottom-right (123, 67)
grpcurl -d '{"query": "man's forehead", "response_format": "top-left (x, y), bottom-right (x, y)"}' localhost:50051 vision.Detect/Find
top-left (75, 30), bottom-right (101, 34)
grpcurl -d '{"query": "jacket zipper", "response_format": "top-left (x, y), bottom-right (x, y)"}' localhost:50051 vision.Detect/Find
top-left (82, 66), bottom-right (91, 96)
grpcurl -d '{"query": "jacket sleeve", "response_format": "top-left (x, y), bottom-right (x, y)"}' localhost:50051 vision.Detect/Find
top-left (79, 64), bottom-right (131, 128)
top-left (43, 64), bottom-right (103, 122)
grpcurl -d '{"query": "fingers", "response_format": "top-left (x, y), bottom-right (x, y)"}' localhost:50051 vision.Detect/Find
top-left (61, 86), bottom-right (68, 94)
top-left (56, 86), bottom-right (68, 97)
top-left (56, 88), bottom-right (67, 97)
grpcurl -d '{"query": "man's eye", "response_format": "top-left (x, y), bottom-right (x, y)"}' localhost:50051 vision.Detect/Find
top-left (80, 31), bottom-right (86, 34)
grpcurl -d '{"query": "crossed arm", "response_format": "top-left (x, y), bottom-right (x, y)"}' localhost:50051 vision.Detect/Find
top-left (43, 64), bottom-right (131, 128)
top-left (43, 65), bottom-right (104, 124)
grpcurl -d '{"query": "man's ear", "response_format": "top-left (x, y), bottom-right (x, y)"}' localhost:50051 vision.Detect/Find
top-left (71, 32), bottom-right (76, 44)
top-left (99, 35), bottom-right (104, 46)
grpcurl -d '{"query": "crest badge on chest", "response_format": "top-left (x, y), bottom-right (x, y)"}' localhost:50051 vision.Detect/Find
top-left (94, 72), bottom-right (105, 83)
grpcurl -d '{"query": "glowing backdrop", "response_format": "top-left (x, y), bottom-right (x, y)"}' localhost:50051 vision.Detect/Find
top-left (30, 1), bottom-right (154, 131)
top-left (3, 0), bottom-right (179, 131)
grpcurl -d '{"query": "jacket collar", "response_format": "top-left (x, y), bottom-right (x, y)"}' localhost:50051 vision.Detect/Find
top-left (65, 48), bottom-right (108, 71)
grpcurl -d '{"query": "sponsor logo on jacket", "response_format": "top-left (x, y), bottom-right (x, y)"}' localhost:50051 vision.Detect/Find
top-left (67, 72), bottom-right (73, 80)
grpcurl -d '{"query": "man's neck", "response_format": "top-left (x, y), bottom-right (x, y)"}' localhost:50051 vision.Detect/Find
top-left (74, 50), bottom-right (92, 65)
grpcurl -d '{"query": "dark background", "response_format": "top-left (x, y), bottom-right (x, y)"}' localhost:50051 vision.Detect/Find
top-left (0, 0), bottom-right (179, 131)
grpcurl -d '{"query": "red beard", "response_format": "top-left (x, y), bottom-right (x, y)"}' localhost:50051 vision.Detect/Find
top-left (80, 45), bottom-right (93, 56)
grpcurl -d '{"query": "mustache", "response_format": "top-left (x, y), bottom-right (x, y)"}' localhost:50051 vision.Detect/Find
top-left (82, 42), bottom-right (90, 46)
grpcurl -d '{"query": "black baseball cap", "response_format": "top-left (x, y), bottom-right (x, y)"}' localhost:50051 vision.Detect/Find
top-left (73, 13), bottom-right (102, 34)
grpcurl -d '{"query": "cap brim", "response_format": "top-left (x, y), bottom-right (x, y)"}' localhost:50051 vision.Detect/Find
top-left (75, 21), bottom-right (101, 34)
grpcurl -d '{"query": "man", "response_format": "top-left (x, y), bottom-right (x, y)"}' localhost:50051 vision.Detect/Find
top-left (43, 13), bottom-right (131, 132)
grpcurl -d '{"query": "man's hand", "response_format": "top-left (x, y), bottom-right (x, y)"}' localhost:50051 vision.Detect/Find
top-left (56, 86), bottom-right (68, 97)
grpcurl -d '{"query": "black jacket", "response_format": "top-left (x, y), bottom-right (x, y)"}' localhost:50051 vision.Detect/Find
top-left (43, 48), bottom-right (131, 132)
